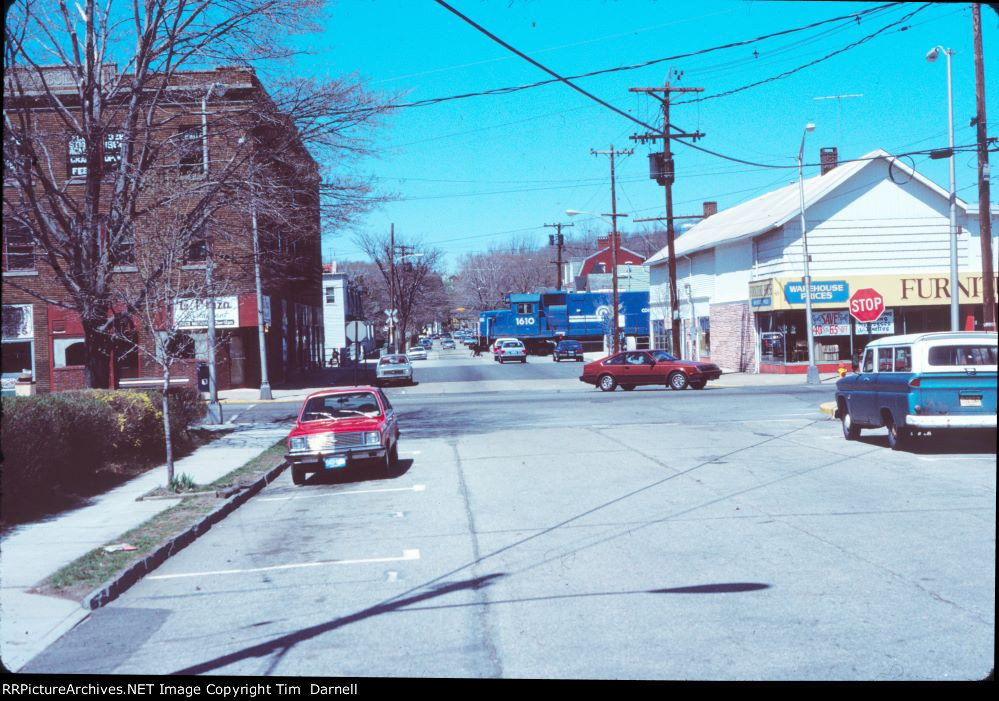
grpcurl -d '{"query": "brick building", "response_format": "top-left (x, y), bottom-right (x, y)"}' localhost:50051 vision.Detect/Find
top-left (2, 66), bottom-right (323, 395)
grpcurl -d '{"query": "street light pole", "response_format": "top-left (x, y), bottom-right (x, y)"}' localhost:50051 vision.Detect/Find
top-left (252, 205), bottom-right (272, 400)
top-left (202, 83), bottom-right (226, 423)
top-left (797, 122), bottom-right (821, 385)
top-left (927, 45), bottom-right (960, 331)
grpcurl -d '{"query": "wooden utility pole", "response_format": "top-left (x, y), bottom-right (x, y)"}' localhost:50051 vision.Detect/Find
top-left (972, 3), bottom-right (996, 331)
top-left (544, 222), bottom-right (573, 289)
top-left (591, 146), bottom-right (633, 354)
top-left (630, 80), bottom-right (704, 357)
top-left (389, 224), bottom-right (397, 352)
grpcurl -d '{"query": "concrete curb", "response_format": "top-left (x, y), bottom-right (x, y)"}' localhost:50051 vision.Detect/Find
top-left (820, 401), bottom-right (837, 418)
top-left (82, 459), bottom-right (288, 610)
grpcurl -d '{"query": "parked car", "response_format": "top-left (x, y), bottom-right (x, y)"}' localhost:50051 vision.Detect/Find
top-left (375, 354), bottom-right (413, 386)
top-left (441, 338), bottom-right (456, 350)
top-left (496, 339), bottom-right (527, 363)
top-left (580, 350), bottom-right (722, 391)
top-left (407, 345), bottom-right (428, 361)
top-left (553, 339), bottom-right (584, 362)
top-left (420, 338), bottom-right (433, 349)
top-left (835, 331), bottom-right (997, 450)
top-left (492, 337), bottom-right (520, 360)
top-left (285, 387), bottom-right (400, 484)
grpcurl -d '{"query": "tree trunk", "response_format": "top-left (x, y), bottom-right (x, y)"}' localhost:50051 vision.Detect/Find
top-left (82, 320), bottom-right (113, 389)
top-left (161, 367), bottom-right (175, 487)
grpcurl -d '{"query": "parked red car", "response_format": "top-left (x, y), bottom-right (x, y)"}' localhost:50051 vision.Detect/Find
top-left (285, 387), bottom-right (400, 484)
top-left (579, 350), bottom-right (722, 391)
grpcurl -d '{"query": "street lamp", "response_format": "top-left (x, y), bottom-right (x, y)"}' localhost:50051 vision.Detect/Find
top-left (566, 209), bottom-right (629, 353)
top-left (926, 45), bottom-right (960, 331)
top-left (797, 122), bottom-right (821, 385)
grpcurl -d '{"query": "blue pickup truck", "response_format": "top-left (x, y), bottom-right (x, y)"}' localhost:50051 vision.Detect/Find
top-left (834, 331), bottom-right (997, 450)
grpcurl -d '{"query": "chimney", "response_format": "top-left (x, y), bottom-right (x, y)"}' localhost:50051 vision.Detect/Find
top-left (702, 201), bottom-right (718, 218)
top-left (597, 236), bottom-right (610, 249)
top-left (820, 147), bottom-right (838, 175)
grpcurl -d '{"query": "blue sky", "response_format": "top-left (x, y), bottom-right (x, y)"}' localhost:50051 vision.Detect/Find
top-left (263, 1), bottom-right (997, 269)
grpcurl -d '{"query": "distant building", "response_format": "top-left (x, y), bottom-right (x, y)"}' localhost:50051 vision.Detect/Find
top-left (644, 148), bottom-right (998, 372)
top-left (321, 262), bottom-right (372, 363)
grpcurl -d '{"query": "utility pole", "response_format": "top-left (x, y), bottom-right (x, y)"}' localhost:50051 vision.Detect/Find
top-left (591, 145), bottom-right (633, 354)
top-left (389, 224), bottom-right (396, 353)
top-left (544, 222), bottom-right (573, 289)
top-left (630, 79), bottom-right (704, 358)
top-left (972, 3), bottom-right (996, 331)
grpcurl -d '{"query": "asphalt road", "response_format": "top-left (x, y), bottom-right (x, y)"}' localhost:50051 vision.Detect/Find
top-left (25, 352), bottom-right (996, 679)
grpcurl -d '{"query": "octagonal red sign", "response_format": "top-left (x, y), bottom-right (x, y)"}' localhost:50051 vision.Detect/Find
top-left (849, 288), bottom-right (886, 323)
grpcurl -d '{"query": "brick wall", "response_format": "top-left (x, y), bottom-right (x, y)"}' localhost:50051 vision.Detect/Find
top-left (709, 301), bottom-right (757, 373)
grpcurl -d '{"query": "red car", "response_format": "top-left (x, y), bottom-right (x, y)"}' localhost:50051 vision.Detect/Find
top-left (285, 386), bottom-right (400, 484)
top-left (579, 349), bottom-right (722, 391)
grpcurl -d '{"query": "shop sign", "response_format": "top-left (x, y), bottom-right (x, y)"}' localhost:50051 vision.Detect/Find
top-left (811, 311), bottom-right (851, 336)
top-left (174, 296), bottom-right (239, 329)
top-left (749, 280), bottom-right (773, 308)
top-left (783, 280), bottom-right (849, 305)
top-left (855, 309), bottom-right (895, 335)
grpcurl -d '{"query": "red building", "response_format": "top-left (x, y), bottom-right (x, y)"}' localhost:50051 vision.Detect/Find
top-left (2, 67), bottom-right (323, 395)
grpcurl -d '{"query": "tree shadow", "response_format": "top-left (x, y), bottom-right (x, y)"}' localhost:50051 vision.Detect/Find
top-left (171, 573), bottom-right (506, 675)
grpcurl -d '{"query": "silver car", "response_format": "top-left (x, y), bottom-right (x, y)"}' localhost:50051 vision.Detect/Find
top-left (496, 339), bottom-right (527, 363)
top-left (376, 354), bottom-right (414, 385)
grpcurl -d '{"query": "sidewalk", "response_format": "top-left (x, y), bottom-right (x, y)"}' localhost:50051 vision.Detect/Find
top-left (0, 424), bottom-right (288, 673)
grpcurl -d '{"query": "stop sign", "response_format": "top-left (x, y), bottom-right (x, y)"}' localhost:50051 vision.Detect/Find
top-left (849, 288), bottom-right (886, 323)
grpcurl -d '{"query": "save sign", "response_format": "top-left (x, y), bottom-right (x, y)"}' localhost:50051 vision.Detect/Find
top-left (848, 288), bottom-right (886, 324)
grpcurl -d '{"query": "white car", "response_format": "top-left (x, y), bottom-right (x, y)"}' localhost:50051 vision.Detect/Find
top-left (375, 354), bottom-right (413, 386)
top-left (406, 345), bottom-right (428, 361)
top-left (495, 339), bottom-right (527, 363)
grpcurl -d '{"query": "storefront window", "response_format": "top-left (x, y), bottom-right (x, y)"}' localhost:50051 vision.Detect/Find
top-left (698, 317), bottom-right (710, 357)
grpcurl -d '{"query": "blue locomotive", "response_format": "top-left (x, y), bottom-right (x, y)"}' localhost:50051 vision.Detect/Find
top-left (478, 290), bottom-right (650, 354)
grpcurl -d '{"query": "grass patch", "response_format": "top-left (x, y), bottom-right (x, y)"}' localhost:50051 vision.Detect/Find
top-left (33, 440), bottom-right (287, 603)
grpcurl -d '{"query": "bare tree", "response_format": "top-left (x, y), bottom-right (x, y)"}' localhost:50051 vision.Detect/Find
top-left (354, 230), bottom-right (445, 348)
top-left (3, 0), bottom-right (388, 388)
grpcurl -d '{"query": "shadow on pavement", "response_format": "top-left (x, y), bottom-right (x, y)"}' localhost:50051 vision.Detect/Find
top-left (299, 458), bottom-right (415, 485)
top-left (856, 430), bottom-right (996, 455)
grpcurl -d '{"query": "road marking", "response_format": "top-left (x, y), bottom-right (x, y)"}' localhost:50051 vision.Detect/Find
top-left (148, 549), bottom-right (421, 580)
top-left (917, 456), bottom-right (995, 462)
top-left (259, 484), bottom-right (426, 502)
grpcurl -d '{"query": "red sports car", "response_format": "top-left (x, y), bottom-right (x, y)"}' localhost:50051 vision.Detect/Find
top-left (579, 350), bottom-right (722, 391)
top-left (285, 386), bottom-right (400, 484)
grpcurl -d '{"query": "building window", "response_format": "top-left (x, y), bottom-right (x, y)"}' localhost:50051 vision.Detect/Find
top-left (53, 337), bottom-right (87, 367)
top-left (325, 287), bottom-right (336, 304)
top-left (698, 317), bottom-right (710, 357)
top-left (68, 135), bottom-right (88, 178)
top-left (2, 219), bottom-right (35, 271)
top-left (110, 225), bottom-right (135, 267)
top-left (177, 126), bottom-right (204, 175)
top-left (185, 228), bottom-right (209, 263)
top-left (166, 332), bottom-right (196, 359)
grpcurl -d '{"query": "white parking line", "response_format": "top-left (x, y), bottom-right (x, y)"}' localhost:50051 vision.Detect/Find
top-left (259, 484), bottom-right (427, 502)
top-left (148, 549), bottom-right (421, 580)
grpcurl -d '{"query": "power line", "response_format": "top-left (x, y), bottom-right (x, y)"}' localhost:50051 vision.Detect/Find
top-left (403, 2), bottom-right (901, 113)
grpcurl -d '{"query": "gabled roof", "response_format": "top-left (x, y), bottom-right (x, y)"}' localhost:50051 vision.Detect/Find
top-left (645, 149), bottom-right (970, 265)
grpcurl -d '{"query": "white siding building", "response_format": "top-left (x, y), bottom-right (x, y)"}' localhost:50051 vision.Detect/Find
top-left (645, 149), bottom-right (998, 373)
top-left (322, 264), bottom-right (372, 363)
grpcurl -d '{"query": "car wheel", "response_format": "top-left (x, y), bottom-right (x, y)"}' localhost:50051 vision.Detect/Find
top-left (841, 405), bottom-right (860, 440)
top-left (554, 356), bottom-right (559, 362)
top-left (621, 384), bottom-right (636, 391)
top-left (598, 374), bottom-right (617, 392)
top-left (389, 442), bottom-right (399, 468)
top-left (291, 464), bottom-right (306, 485)
top-left (689, 380), bottom-right (706, 390)
top-left (668, 372), bottom-right (688, 391)
top-left (521, 358), bottom-right (527, 363)
top-left (886, 415), bottom-right (910, 451)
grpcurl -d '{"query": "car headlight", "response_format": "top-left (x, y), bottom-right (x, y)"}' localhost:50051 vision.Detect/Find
top-left (307, 432), bottom-right (335, 450)
top-left (289, 437), bottom-right (308, 451)
top-left (365, 431), bottom-right (381, 446)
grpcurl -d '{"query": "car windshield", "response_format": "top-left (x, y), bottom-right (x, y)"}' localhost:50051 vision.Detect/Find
top-left (502, 341), bottom-right (523, 348)
top-left (301, 392), bottom-right (381, 421)
top-left (379, 356), bottom-right (409, 365)
top-left (650, 350), bottom-right (678, 362)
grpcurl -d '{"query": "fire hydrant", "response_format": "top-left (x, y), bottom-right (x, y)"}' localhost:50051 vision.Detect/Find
top-left (837, 366), bottom-right (848, 378)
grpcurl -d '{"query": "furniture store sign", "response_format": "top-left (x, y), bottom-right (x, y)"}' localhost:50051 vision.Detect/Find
top-left (174, 296), bottom-right (239, 329)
